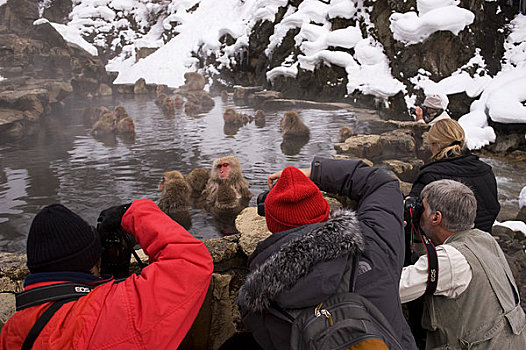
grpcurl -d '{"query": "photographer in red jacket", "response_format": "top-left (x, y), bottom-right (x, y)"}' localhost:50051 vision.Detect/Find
top-left (0, 199), bottom-right (213, 349)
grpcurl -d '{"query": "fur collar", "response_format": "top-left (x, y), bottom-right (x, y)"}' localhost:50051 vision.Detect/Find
top-left (238, 209), bottom-right (363, 312)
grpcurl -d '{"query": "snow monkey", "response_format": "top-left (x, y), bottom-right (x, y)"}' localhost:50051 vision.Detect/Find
top-left (114, 106), bottom-right (129, 120)
top-left (280, 110), bottom-right (310, 139)
top-left (223, 108), bottom-right (253, 127)
top-left (113, 106), bottom-right (135, 135)
top-left (83, 106), bottom-right (109, 124)
top-left (337, 125), bottom-right (353, 143)
top-left (254, 109), bottom-right (266, 127)
top-left (181, 72), bottom-right (206, 91)
top-left (91, 111), bottom-right (116, 135)
top-left (157, 170), bottom-right (192, 229)
top-left (202, 155), bottom-right (252, 212)
top-left (185, 167), bottom-right (210, 199)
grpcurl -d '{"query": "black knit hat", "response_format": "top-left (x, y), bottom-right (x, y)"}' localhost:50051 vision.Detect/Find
top-left (26, 204), bottom-right (101, 273)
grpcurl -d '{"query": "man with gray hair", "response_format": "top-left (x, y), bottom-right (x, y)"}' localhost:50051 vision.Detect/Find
top-left (415, 94), bottom-right (451, 125)
top-left (400, 179), bottom-right (526, 349)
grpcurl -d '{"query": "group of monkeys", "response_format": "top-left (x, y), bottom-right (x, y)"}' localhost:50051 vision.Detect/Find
top-left (83, 71), bottom-right (355, 229)
top-left (155, 72), bottom-right (215, 117)
top-left (84, 105), bottom-right (136, 137)
top-left (157, 155), bottom-right (252, 231)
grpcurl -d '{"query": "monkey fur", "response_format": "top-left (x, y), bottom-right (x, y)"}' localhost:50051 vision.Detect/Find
top-left (280, 110), bottom-right (310, 139)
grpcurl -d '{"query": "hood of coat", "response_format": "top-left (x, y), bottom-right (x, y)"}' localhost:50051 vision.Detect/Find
top-left (237, 209), bottom-right (363, 313)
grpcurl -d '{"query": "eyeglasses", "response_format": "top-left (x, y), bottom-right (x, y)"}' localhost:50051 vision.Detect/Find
top-left (216, 163), bottom-right (230, 169)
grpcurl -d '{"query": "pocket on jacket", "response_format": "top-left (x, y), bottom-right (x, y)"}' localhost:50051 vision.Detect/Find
top-left (459, 317), bottom-right (505, 349)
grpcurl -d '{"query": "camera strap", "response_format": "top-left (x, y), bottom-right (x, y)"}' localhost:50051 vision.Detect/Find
top-left (418, 231), bottom-right (438, 295)
top-left (16, 282), bottom-right (95, 311)
top-left (17, 283), bottom-right (94, 350)
top-left (17, 279), bottom-right (126, 350)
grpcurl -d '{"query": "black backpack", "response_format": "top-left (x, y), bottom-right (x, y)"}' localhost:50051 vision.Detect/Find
top-left (289, 292), bottom-right (403, 350)
top-left (272, 254), bottom-right (404, 350)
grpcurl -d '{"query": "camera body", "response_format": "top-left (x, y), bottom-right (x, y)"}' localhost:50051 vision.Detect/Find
top-left (257, 190), bottom-right (270, 216)
top-left (404, 196), bottom-right (424, 229)
top-left (404, 196), bottom-right (424, 266)
top-left (98, 226), bottom-right (135, 278)
top-left (409, 105), bottom-right (428, 118)
top-left (97, 204), bottom-right (135, 278)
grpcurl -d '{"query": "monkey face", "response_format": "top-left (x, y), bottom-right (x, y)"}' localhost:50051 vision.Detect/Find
top-left (216, 162), bottom-right (231, 180)
top-left (223, 110), bottom-right (233, 122)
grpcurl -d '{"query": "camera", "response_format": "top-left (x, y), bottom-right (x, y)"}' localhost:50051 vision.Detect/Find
top-left (98, 225), bottom-right (135, 278)
top-left (409, 105), bottom-right (428, 118)
top-left (257, 190), bottom-right (270, 216)
top-left (97, 204), bottom-right (136, 278)
top-left (404, 196), bottom-right (423, 230)
top-left (404, 196), bottom-right (424, 266)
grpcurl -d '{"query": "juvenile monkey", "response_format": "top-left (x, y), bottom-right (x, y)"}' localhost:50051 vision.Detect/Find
top-left (173, 94), bottom-right (184, 109)
top-left (254, 109), bottom-right (266, 127)
top-left (280, 110), bottom-right (310, 139)
top-left (91, 111), bottom-right (117, 135)
top-left (223, 108), bottom-right (252, 126)
top-left (113, 106), bottom-right (135, 135)
top-left (158, 170), bottom-right (192, 229)
top-left (337, 125), bottom-right (353, 143)
top-left (156, 84), bottom-right (170, 97)
top-left (185, 168), bottom-right (210, 199)
top-left (155, 92), bottom-right (167, 106)
top-left (83, 106), bottom-right (109, 125)
top-left (116, 116), bottom-right (136, 135)
top-left (181, 72), bottom-right (206, 91)
top-left (114, 106), bottom-right (129, 120)
top-left (202, 155), bottom-right (252, 213)
top-left (162, 96), bottom-right (175, 115)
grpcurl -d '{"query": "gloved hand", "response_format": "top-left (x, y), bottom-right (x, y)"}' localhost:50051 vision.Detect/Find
top-left (97, 203), bottom-right (131, 236)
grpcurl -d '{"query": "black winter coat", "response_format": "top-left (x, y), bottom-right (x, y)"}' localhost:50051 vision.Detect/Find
top-left (409, 153), bottom-right (500, 233)
top-left (237, 157), bottom-right (417, 350)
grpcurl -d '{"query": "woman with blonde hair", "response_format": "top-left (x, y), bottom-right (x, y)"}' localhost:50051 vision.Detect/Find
top-left (409, 118), bottom-right (500, 233)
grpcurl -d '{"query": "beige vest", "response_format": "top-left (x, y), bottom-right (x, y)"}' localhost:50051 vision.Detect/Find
top-left (422, 229), bottom-right (526, 349)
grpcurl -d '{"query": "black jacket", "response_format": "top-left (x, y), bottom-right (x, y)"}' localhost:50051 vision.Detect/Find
top-left (237, 157), bottom-right (417, 350)
top-left (409, 153), bottom-right (500, 233)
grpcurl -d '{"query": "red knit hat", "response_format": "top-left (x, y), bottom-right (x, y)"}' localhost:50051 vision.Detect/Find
top-left (265, 166), bottom-right (330, 233)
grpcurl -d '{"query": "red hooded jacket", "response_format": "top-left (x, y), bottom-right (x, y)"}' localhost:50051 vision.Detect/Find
top-left (0, 199), bottom-right (213, 349)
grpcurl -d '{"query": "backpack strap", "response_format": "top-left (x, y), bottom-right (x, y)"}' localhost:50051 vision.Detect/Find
top-left (21, 297), bottom-right (78, 350)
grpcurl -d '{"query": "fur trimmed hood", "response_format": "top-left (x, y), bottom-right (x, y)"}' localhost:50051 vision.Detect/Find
top-left (238, 209), bottom-right (363, 312)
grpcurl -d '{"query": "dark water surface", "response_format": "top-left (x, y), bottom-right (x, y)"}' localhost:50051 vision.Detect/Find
top-left (1, 94), bottom-right (524, 254)
top-left (0, 95), bottom-right (359, 253)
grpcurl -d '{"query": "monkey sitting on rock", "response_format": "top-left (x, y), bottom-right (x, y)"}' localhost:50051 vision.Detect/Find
top-left (202, 155), bottom-right (252, 217)
top-left (337, 125), bottom-right (353, 143)
top-left (157, 170), bottom-right (192, 229)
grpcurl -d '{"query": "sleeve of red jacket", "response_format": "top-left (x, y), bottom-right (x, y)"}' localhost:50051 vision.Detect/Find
top-left (88, 198), bottom-right (213, 349)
